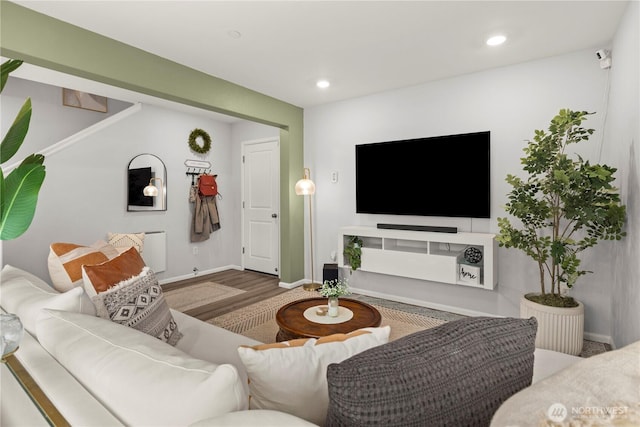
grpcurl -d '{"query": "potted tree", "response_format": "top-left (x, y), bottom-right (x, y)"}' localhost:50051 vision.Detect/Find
top-left (497, 109), bottom-right (625, 355)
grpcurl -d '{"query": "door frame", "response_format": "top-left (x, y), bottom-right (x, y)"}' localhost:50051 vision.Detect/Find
top-left (241, 137), bottom-right (281, 276)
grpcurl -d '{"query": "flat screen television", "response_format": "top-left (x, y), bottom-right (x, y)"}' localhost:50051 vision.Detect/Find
top-left (128, 167), bottom-right (154, 207)
top-left (356, 131), bottom-right (490, 218)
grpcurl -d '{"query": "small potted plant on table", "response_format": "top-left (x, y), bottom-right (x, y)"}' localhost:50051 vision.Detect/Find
top-left (319, 279), bottom-right (351, 317)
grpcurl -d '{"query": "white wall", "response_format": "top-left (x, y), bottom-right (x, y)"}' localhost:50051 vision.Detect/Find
top-left (2, 78), bottom-right (251, 283)
top-left (305, 48), bottom-right (621, 340)
top-left (1, 76), bottom-right (131, 159)
top-left (605, 1), bottom-right (640, 348)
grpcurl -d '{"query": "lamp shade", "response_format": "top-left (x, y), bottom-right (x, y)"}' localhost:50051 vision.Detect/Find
top-left (295, 167), bottom-right (316, 195)
top-left (295, 178), bottom-right (316, 195)
top-left (143, 177), bottom-right (162, 197)
top-left (143, 184), bottom-right (159, 197)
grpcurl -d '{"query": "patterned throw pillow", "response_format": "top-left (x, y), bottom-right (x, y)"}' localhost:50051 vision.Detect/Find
top-left (91, 267), bottom-right (182, 346)
top-left (325, 317), bottom-right (538, 427)
top-left (107, 232), bottom-right (145, 254)
top-left (48, 241), bottom-right (120, 292)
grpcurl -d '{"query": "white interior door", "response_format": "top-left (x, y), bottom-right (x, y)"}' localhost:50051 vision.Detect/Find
top-left (242, 139), bottom-right (280, 275)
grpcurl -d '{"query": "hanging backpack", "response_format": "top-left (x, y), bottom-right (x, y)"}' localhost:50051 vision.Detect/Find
top-left (198, 174), bottom-right (218, 197)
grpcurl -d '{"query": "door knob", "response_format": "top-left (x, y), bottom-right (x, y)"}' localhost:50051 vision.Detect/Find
top-left (272, 213), bottom-right (278, 218)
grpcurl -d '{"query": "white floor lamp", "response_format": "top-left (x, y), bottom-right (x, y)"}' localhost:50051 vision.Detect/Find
top-left (295, 167), bottom-right (320, 291)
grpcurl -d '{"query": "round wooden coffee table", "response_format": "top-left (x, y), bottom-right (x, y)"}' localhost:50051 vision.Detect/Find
top-left (275, 298), bottom-right (382, 342)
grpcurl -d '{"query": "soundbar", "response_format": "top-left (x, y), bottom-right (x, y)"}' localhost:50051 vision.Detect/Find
top-left (377, 223), bottom-right (458, 233)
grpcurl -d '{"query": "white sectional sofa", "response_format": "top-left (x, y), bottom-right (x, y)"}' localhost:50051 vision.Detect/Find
top-left (0, 265), bottom-right (314, 426)
top-left (4, 263), bottom-right (635, 426)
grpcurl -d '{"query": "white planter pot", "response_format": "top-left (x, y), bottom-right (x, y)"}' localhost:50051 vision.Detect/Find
top-left (520, 294), bottom-right (584, 356)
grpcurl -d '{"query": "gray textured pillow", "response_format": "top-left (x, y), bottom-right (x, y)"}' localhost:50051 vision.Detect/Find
top-left (326, 316), bottom-right (537, 427)
top-left (92, 269), bottom-right (182, 345)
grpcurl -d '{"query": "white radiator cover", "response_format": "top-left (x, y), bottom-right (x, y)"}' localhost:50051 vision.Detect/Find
top-left (141, 231), bottom-right (166, 273)
top-left (520, 294), bottom-right (584, 356)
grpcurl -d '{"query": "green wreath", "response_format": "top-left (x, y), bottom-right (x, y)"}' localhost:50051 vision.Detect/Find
top-left (188, 128), bottom-right (212, 154)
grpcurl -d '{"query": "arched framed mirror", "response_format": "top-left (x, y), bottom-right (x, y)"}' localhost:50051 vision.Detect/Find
top-left (127, 153), bottom-right (167, 211)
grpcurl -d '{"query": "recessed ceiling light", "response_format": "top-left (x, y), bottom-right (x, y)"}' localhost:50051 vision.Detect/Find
top-left (486, 35), bottom-right (507, 46)
top-left (316, 80), bottom-right (330, 89)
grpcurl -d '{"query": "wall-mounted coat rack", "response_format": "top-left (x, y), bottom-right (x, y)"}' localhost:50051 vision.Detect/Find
top-left (185, 159), bottom-right (212, 185)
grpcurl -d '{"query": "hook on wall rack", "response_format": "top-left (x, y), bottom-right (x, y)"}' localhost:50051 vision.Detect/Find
top-left (185, 160), bottom-right (212, 184)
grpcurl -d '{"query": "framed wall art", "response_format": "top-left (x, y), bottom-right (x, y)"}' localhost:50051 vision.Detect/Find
top-left (62, 88), bottom-right (108, 113)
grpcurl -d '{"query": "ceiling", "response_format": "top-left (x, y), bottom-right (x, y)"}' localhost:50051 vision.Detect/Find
top-left (10, 1), bottom-right (629, 110)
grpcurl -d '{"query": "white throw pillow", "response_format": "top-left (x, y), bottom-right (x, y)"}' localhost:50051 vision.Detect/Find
top-left (36, 309), bottom-right (247, 427)
top-left (0, 265), bottom-right (95, 336)
top-left (237, 326), bottom-right (390, 425)
top-left (107, 232), bottom-right (145, 254)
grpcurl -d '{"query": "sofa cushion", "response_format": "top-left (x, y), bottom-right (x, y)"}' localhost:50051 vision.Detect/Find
top-left (325, 317), bottom-right (538, 427)
top-left (237, 326), bottom-right (390, 426)
top-left (36, 309), bottom-right (247, 426)
top-left (82, 246), bottom-right (146, 296)
top-left (0, 265), bottom-right (95, 335)
top-left (48, 241), bottom-right (119, 292)
top-left (91, 267), bottom-right (182, 345)
top-left (491, 340), bottom-right (640, 426)
top-left (189, 410), bottom-right (317, 427)
top-left (107, 232), bottom-right (145, 253)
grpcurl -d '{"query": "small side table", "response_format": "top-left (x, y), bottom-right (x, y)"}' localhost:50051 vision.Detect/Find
top-left (275, 298), bottom-right (381, 342)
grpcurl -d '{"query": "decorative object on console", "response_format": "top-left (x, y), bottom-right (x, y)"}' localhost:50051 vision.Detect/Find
top-left (237, 326), bottom-right (390, 426)
top-left (319, 279), bottom-right (351, 317)
top-left (295, 167), bottom-right (320, 291)
top-left (343, 235), bottom-right (363, 272)
top-left (188, 128), bottom-right (212, 154)
top-left (458, 264), bottom-right (481, 285)
top-left (463, 246), bottom-right (483, 264)
top-left (1, 313), bottom-right (23, 361)
top-left (0, 59), bottom-right (46, 241)
top-left (497, 109), bottom-right (626, 355)
top-left (48, 240), bottom-right (120, 292)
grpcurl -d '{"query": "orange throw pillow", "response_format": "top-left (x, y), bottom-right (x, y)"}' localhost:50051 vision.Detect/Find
top-left (82, 247), bottom-right (146, 296)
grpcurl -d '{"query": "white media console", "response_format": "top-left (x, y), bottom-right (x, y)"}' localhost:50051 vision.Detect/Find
top-left (338, 226), bottom-right (497, 290)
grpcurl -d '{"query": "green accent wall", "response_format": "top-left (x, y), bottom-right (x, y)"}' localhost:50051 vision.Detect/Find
top-left (0, 1), bottom-right (304, 283)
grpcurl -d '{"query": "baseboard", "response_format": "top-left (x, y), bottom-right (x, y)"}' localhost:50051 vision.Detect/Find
top-left (279, 278), bottom-right (307, 289)
top-left (584, 331), bottom-right (613, 347)
top-left (349, 286), bottom-right (498, 318)
top-left (352, 287), bottom-right (613, 344)
top-left (158, 264), bottom-right (242, 285)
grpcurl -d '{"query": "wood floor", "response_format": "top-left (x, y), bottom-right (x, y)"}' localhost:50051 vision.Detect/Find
top-left (162, 269), bottom-right (288, 321)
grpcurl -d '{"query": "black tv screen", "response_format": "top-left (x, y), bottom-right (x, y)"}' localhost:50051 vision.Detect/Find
top-left (356, 131), bottom-right (490, 218)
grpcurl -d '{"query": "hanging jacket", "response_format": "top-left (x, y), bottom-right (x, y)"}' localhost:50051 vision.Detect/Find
top-left (191, 194), bottom-right (220, 242)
